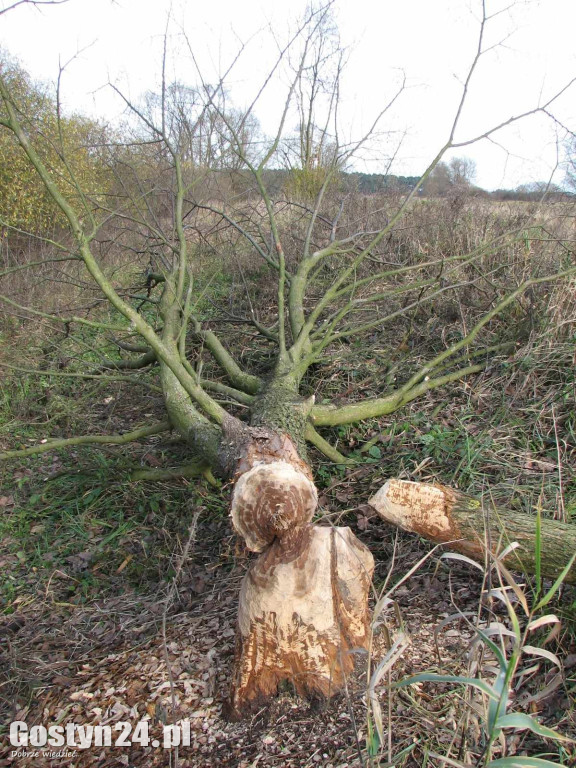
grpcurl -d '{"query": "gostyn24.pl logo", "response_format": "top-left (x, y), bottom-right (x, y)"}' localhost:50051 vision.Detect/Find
top-left (9, 720), bottom-right (192, 751)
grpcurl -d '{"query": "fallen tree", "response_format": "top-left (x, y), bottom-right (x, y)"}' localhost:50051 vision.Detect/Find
top-left (369, 479), bottom-right (576, 585)
top-left (1, 3), bottom-right (575, 718)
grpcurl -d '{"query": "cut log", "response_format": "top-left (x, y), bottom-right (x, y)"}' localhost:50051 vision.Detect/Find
top-left (227, 434), bottom-right (374, 719)
top-left (369, 479), bottom-right (576, 585)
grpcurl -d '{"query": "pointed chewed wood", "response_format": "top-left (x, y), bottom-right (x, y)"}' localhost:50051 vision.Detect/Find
top-left (369, 478), bottom-right (576, 584)
top-left (227, 432), bottom-right (374, 718)
top-left (227, 525), bottom-right (374, 719)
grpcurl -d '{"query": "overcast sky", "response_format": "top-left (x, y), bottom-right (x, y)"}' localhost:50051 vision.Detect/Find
top-left (1, 0), bottom-right (575, 190)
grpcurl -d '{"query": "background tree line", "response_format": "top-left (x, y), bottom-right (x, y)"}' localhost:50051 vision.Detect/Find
top-left (1, 48), bottom-right (573, 249)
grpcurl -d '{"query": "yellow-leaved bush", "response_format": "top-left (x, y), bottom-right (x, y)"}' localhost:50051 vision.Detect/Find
top-left (0, 53), bottom-right (109, 235)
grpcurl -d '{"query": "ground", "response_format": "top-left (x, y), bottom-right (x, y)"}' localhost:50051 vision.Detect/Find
top-left (1, 220), bottom-right (576, 766)
top-left (1, 354), bottom-right (575, 766)
top-left (0, 543), bottom-right (477, 767)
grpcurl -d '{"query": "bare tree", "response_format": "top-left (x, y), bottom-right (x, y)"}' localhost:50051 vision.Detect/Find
top-left (1, 1), bottom-right (575, 719)
top-left (425, 156), bottom-right (477, 197)
top-left (142, 82), bottom-right (260, 172)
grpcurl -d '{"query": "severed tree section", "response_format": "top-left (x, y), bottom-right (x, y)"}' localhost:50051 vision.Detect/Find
top-left (369, 479), bottom-right (576, 585)
top-left (227, 436), bottom-right (374, 719)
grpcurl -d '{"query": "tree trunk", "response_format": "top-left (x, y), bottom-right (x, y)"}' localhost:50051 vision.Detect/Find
top-left (369, 479), bottom-right (576, 584)
top-left (225, 424), bottom-right (374, 719)
top-left (157, 320), bottom-right (375, 718)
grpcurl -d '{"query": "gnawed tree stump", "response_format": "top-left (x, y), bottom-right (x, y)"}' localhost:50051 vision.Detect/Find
top-left (369, 479), bottom-right (576, 584)
top-left (227, 440), bottom-right (374, 719)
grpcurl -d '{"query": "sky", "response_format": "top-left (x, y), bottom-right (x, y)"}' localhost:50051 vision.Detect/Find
top-left (0, 0), bottom-right (575, 190)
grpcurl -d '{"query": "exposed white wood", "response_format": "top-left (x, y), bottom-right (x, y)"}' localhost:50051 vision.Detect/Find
top-left (230, 460), bottom-right (318, 552)
top-left (229, 525), bottom-right (374, 716)
top-left (369, 479), bottom-right (453, 537)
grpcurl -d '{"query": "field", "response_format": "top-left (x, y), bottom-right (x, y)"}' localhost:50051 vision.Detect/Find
top-left (1, 192), bottom-right (575, 767)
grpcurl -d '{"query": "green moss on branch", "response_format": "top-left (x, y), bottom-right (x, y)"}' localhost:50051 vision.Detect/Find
top-left (304, 424), bottom-right (352, 465)
top-left (0, 421), bottom-right (171, 461)
top-left (311, 365), bottom-right (484, 426)
top-left (131, 462), bottom-right (220, 486)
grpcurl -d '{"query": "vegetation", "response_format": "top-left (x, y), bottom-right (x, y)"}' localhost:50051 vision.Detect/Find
top-left (0, 1), bottom-right (575, 765)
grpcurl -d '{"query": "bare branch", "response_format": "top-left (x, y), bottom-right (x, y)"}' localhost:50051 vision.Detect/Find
top-left (0, 421), bottom-right (171, 461)
top-left (0, 0), bottom-right (67, 15)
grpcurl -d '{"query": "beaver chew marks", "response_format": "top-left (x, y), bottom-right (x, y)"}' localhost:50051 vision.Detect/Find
top-left (230, 460), bottom-right (318, 552)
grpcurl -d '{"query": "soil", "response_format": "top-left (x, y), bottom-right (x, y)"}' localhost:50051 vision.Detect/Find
top-left (2, 508), bottom-right (573, 767)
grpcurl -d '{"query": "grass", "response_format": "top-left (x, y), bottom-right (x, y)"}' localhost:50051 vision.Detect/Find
top-left (1, 319), bottom-right (573, 764)
top-left (0, 436), bottom-right (230, 614)
top-left (361, 525), bottom-right (576, 767)
top-left (0, 196), bottom-right (574, 765)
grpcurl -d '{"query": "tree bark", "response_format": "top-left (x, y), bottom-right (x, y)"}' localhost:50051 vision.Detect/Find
top-left (369, 479), bottom-right (576, 585)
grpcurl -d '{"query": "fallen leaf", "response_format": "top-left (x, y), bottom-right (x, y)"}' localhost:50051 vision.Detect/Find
top-left (31, 524), bottom-right (45, 534)
top-left (356, 514), bottom-right (369, 531)
top-left (66, 551), bottom-right (94, 571)
top-left (142, 452), bottom-right (163, 467)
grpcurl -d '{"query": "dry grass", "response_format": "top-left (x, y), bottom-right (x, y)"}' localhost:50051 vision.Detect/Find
top-left (0, 195), bottom-right (575, 766)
